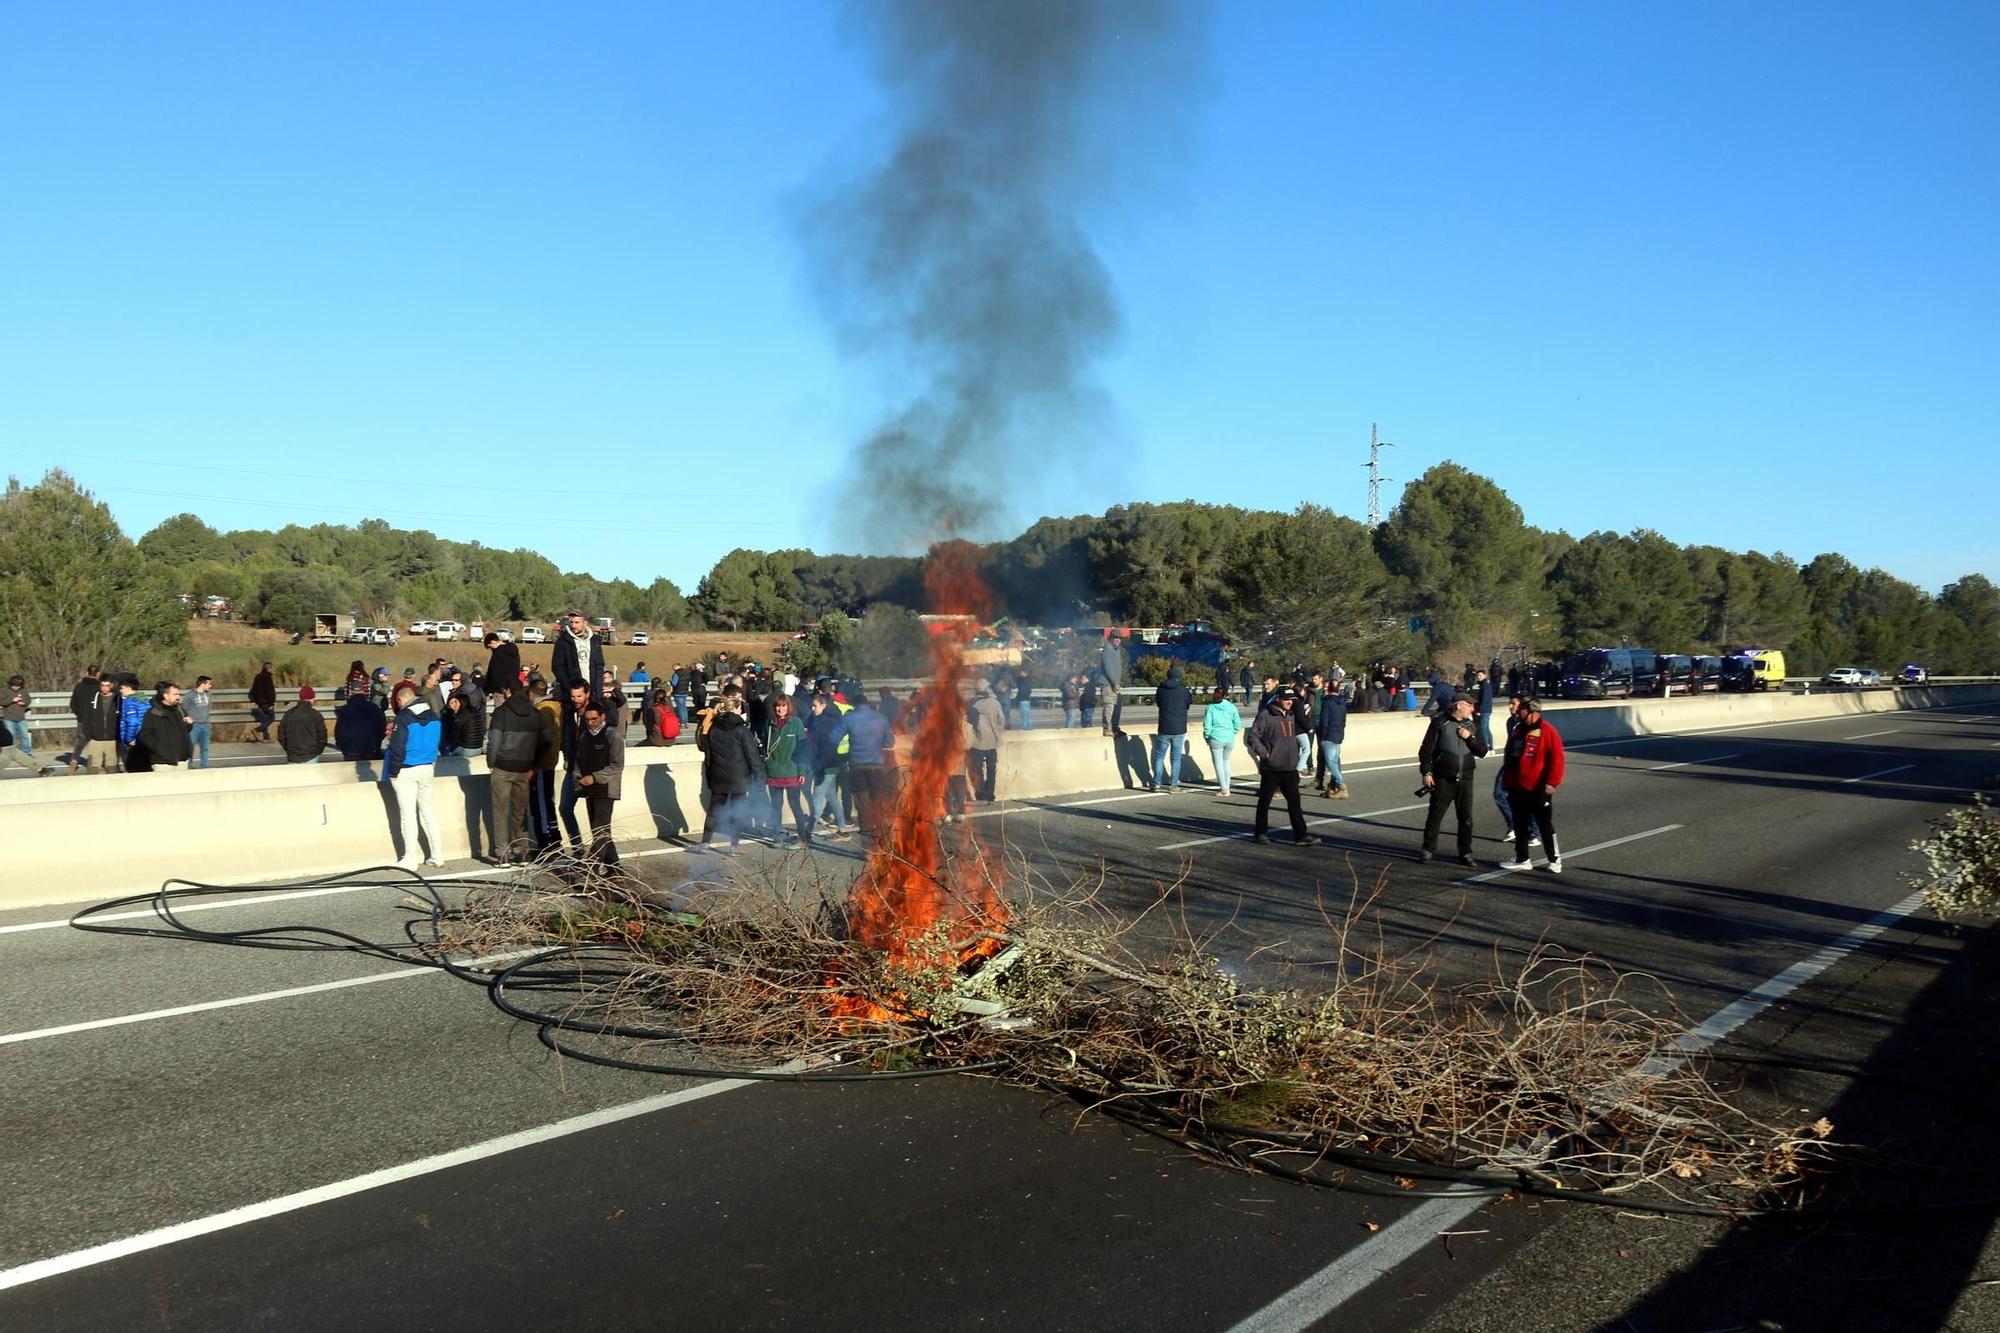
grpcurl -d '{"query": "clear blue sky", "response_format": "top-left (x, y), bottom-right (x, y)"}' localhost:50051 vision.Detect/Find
top-left (3, 2), bottom-right (1994, 593)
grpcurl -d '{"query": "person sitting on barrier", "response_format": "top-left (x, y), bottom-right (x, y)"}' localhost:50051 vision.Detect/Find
top-left (383, 681), bottom-right (444, 871)
top-left (279, 686), bottom-right (327, 764)
top-left (0, 674), bottom-right (37, 776)
top-left (248, 661), bottom-right (277, 743)
top-left (335, 683), bottom-right (386, 762)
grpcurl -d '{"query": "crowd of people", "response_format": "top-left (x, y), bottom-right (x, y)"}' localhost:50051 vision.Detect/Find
top-left (7, 628), bottom-right (1568, 874)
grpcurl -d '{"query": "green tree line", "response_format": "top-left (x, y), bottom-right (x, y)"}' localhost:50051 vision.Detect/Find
top-left (5, 467), bottom-right (1995, 685)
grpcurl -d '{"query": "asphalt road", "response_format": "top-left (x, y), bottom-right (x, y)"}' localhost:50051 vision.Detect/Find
top-left (3, 702), bottom-right (1998, 1330)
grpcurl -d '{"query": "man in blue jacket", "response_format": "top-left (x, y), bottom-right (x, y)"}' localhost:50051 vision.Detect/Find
top-left (1149, 662), bottom-right (1192, 793)
top-left (1313, 686), bottom-right (1349, 799)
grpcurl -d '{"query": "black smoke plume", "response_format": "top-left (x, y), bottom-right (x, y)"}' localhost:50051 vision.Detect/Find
top-left (799, 0), bottom-right (1207, 551)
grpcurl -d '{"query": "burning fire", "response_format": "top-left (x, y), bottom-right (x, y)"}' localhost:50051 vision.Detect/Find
top-left (833, 543), bottom-right (1010, 1024)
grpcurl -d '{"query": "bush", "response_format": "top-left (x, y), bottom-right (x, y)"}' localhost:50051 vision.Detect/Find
top-left (1130, 656), bottom-right (1217, 689)
top-left (1908, 796), bottom-right (2000, 920)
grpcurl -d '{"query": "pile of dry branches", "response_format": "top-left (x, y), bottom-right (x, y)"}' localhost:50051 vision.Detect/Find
top-left (432, 849), bottom-right (1833, 1211)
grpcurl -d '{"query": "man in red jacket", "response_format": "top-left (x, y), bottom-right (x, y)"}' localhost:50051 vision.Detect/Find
top-left (1500, 698), bottom-right (1566, 873)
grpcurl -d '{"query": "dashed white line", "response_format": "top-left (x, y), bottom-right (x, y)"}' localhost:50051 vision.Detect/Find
top-left (1460, 824), bottom-right (1682, 884)
top-left (1647, 753), bottom-right (1739, 773)
top-left (1223, 886), bottom-right (1934, 1333)
top-left (1842, 729), bottom-right (1900, 740)
top-left (1841, 764), bottom-right (1916, 785)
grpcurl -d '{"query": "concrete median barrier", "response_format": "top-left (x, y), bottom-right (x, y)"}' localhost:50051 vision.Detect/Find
top-left (4, 685), bottom-right (1997, 912)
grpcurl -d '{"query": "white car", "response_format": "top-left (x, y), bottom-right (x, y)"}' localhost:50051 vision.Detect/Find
top-left (369, 627), bottom-right (394, 646)
top-left (628, 631), bottom-right (650, 646)
top-left (1822, 667), bottom-right (1863, 686)
top-left (1856, 669), bottom-right (1883, 687)
top-left (433, 625), bottom-right (460, 642)
top-left (409, 620), bottom-right (435, 635)
top-left (519, 626), bottom-right (546, 644)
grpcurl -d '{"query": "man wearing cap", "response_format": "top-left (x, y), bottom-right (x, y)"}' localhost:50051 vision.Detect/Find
top-left (279, 686), bottom-right (328, 764)
top-left (550, 611), bottom-right (604, 705)
top-left (1417, 694), bottom-right (1488, 865)
top-left (1243, 687), bottom-right (1318, 847)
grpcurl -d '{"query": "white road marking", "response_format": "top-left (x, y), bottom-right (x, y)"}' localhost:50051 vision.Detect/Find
top-left (1647, 753), bottom-right (1739, 772)
top-left (1460, 824), bottom-right (1682, 884)
top-left (0, 948), bottom-right (551, 1047)
top-left (1156, 802), bottom-right (1430, 852)
top-left (1842, 764), bottom-right (1916, 785)
top-left (0, 1077), bottom-right (758, 1292)
top-left (1842, 729), bottom-right (1900, 740)
top-left (1223, 887), bottom-right (1934, 1333)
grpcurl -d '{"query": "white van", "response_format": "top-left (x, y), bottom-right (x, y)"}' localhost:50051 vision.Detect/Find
top-left (519, 626), bottom-right (546, 644)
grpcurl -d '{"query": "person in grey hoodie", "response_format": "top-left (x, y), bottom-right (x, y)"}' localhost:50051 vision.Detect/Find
top-left (184, 676), bottom-right (215, 769)
top-left (1099, 630), bottom-right (1127, 736)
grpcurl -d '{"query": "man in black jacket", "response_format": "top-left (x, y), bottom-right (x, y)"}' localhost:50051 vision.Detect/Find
top-left (65, 665), bottom-right (100, 775)
top-left (334, 687), bottom-right (387, 761)
top-left (574, 700), bottom-right (626, 865)
top-left (248, 662), bottom-right (277, 742)
top-left (78, 675), bottom-right (121, 775)
top-left (1243, 689), bottom-right (1318, 847)
top-left (483, 631), bottom-right (522, 698)
top-left (485, 683), bottom-right (556, 865)
top-left (1149, 661), bottom-right (1192, 793)
top-left (133, 683), bottom-right (193, 772)
top-left (1417, 695), bottom-right (1489, 865)
top-left (550, 612), bottom-right (605, 703)
top-left (279, 687), bottom-right (328, 763)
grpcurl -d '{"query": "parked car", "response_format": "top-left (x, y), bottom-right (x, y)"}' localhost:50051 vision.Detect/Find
top-left (1900, 664), bottom-right (1929, 684)
top-left (1654, 654), bottom-right (1695, 694)
top-left (345, 626), bottom-right (371, 644)
top-left (628, 631), bottom-right (650, 646)
top-left (369, 627), bottom-right (395, 646)
top-left (1691, 655), bottom-right (1727, 691)
top-left (434, 625), bottom-right (460, 642)
top-left (1823, 667), bottom-right (1864, 687)
top-left (1856, 669), bottom-right (1883, 687)
top-left (409, 620), bottom-right (435, 635)
top-left (519, 626), bottom-right (547, 644)
top-left (1720, 649), bottom-right (1788, 692)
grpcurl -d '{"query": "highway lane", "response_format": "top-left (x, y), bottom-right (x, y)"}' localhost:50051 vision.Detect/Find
top-left (0, 702), bottom-right (1995, 1329)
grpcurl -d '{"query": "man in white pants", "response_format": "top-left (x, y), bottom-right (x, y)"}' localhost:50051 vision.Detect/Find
top-left (383, 682), bottom-right (445, 870)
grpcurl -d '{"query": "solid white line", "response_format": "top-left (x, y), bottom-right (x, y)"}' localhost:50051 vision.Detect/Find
top-left (0, 948), bottom-right (550, 1047)
top-left (0, 1077), bottom-right (754, 1292)
top-left (1842, 729), bottom-right (1900, 740)
top-left (1460, 824), bottom-right (1682, 884)
top-left (1647, 753), bottom-right (1739, 773)
top-left (1842, 764), bottom-right (1915, 785)
top-left (1156, 801), bottom-right (1431, 852)
top-left (1224, 886), bottom-right (1934, 1333)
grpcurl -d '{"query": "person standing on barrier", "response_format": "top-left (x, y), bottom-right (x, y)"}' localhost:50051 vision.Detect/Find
top-left (1418, 695), bottom-right (1488, 866)
top-left (1, 674), bottom-right (38, 776)
top-left (116, 675), bottom-right (149, 770)
top-left (248, 661), bottom-right (277, 743)
top-left (79, 676), bottom-right (120, 775)
top-left (550, 611), bottom-right (604, 705)
top-left (384, 681), bottom-right (444, 870)
top-left (1500, 699), bottom-right (1566, 873)
top-left (1245, 688), bottom-right (1317, 847)
top-left (184, 676), bottom-right (215, 769)
top-left (1100, 629), bottom-right (1127, 737)
top-left (132, 682), bottom-right (193, 773)
top-left (64, 666), bottom-right (99, 775)
top-left (1202, 687), bottom-right (1243, 798)
top-left (573, 700), bottom-right (624, 866)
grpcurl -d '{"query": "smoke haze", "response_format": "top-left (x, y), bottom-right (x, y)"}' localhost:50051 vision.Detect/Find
top-left (798, 0), bottom-right (1208, 551)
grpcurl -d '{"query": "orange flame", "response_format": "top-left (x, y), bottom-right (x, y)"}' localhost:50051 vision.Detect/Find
top-left (833, 544), bottom-right (1009, 1023)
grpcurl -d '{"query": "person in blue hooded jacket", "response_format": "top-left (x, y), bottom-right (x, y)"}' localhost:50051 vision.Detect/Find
top-left (1314, 686), bottom-right (1350, 799)
top-left (382, 681), bottom-right (444, 870)
top-left (1149, 661), bottom-right (1193, 793)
